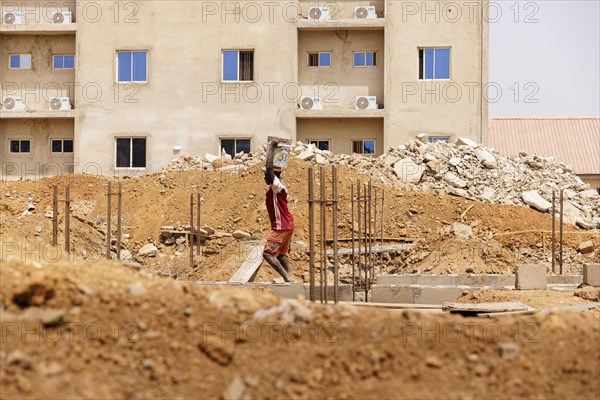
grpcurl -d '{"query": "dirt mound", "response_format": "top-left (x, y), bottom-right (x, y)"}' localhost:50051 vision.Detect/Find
top-left (1, 159), bottom-right (599, 282)
top-left (1, 260), bottom-right (599, 399)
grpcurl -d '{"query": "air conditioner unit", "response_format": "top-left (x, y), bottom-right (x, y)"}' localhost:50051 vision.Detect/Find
top-left (49, 97), bottom-right (71, 111)
top-left (308, 6), bottom-right (330, 21)
top-left (52, 11), bottom-right (72, 23)
top-left (300, 97), bottom-right (323, 110)
top-left (3, 96), bottom-right (26, 111)
top-left (3, 11), bottom-right (26, 24)
top-left (355, 6), bottom-right (377, 19)
top-left (355, 96), bottom-right (377, 110)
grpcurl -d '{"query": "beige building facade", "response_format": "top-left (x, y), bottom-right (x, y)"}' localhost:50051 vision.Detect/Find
top-left (1, 0), bottom-right (489, 178)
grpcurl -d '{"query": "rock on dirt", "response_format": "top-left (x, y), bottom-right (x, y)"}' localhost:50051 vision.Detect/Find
top-left (579, 241), bottom-right (594, 255)
top-left (138, 243), bottom-right (158, 257)
top-left (198, 336), bottom-right (235, 366)
top-left (232, 230), bottom-right (252, 240)
top-left (452, 223), bottom-right (473, 239)
top-left (522, 191), bottom-right (552, 212)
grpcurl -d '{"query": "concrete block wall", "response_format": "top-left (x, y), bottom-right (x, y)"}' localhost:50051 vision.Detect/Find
top-left (377, 274), bottom-right (582, 287)
top-left (371, 285), bottom-right (473, 305)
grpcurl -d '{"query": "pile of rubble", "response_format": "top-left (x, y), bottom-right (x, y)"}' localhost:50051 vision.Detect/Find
top-left (164, 136), bottom-right (600, 230)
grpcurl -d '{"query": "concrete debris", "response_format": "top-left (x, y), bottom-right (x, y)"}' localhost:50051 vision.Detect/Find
top-left (579, 241), bottom-right (594, 255)
top-left (452, 223), bottom-right (473, 239)
top-left (232, 230), bottom-right (252, 240)
top-left (138, 243), bottom-right (158, 257)
top-left (164, 139), bottom-right (600, 229)
top-left (127, 281), bottom-right (148, 296)
top-left (393, 158), bottom-right (424, 184)
top-left (521, 191), bottom-right (552, 212)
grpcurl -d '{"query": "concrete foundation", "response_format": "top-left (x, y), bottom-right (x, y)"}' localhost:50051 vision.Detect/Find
top-left (377, 274), bottom-right (581, 287)
top-left (583, 263), bottom-right (600, 287)
top-left (515, 265), bottom-right (547, 290)
top-left (371, 285), bottom-right (474, 305)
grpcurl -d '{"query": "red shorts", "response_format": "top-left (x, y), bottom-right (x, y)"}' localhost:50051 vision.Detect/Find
top-left (263, 229), bottom-right (294, 257)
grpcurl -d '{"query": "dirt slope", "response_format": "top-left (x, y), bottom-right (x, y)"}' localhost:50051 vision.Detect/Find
top-left (1, 159), bottom-right (598, 282)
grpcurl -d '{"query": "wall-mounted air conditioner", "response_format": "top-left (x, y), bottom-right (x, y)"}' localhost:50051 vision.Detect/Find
top-left (300, 97), bottom-right (323, 110)
top-left (49, 97), bottom-right (71, 111)
top-left (308, 6), bottom-right (330, 21)
top-left (52, 11), bottom-right (72, 23)
top-left (3, 11), bottom-right (25, 24)
top-left (355, 6), bottom-right (377, 19)
top-left (3, 97), bottom-right (26, 111)
top-left (355, 96), bottom-right (377, 110)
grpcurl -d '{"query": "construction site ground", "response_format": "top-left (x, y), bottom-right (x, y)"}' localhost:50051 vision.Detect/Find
top-left (1, 158), bottom-right (600, 399)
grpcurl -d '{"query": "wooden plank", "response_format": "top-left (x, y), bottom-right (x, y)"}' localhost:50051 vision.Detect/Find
top-left (229, 240), bottom-right (266, 284)
top-left (442, 301), bottom-right (531, 313)
top-left (324, 244), bottom-right (415, 256)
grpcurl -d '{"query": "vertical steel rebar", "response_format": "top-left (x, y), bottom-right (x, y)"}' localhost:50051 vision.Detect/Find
top-left (189, 193), bottom-right (194, 269)
top-left (320, 166), bottom-right (327, 303)
top-left (197, 193), bottom-right (201, 256)
top-left (559, 189), bottom-right (564, 274)
top-left (332, 166), bottom-right (339, 303)
top-left (106, 182), bottom-right (112, 259)
top-left (365, 180), bottom-right (374, 302)
top-left (357, 181), bottom-right (362, 296)
top-left (52, 185), bottom-right (58, 246)
top-left (363, 183), bottom-right (368, 301)
top-left (551, 190), bottom-right (556, 274)
top-left (117, 183), bottom-right (122, 261)
top-left (65, 185), bottom-right (70, 253)
top-left (380, 190), bottom-right (385, 264)
top-left (308, 168), bottom-right (315, 302)
top-left (351, 183), bottom-right (355, 302)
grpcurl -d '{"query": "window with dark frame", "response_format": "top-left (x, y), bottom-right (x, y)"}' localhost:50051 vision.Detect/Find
top-left (309, 140), bottom-right (330, 151)
top-left (116, 138), bottom-right (146, 168)
top-left (220, 139), bottom-right (251, 158)
top-left (51, 139), bottom-right (74, 153)
top-left (9, 139), bottom-right (30, 153)
top-left (223, 50), bottom-right (254, 82)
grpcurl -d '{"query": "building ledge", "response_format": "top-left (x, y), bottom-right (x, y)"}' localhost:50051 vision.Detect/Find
top-left (0, 23), bottom-right (77, 35)
top-left (296, 108), bottom-right (386, 119)
top-left (296, 18), bottom-right (385, 31)
top-left (0, 110), bottom-right (75, 119)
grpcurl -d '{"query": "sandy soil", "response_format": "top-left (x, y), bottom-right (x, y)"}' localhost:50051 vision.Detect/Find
top-left (1, 259), bottom-right (599, 400)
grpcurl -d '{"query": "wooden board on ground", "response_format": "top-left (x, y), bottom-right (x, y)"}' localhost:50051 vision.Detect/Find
top-left (229, 240), bottom-right (266, 284)
top-left (442, 301), bottom-right (532, 313)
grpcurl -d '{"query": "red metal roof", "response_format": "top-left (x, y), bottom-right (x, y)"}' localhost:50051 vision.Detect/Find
top-left (489, 117), bottom-right (600, 175)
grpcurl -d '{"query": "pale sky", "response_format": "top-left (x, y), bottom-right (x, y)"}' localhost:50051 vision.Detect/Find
top-left (490, 0), bottom-right (600, 116)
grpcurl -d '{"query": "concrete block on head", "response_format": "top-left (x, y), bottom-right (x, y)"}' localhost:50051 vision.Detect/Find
top-left (515, 265), bottom-right (547, 290)
top-left (583, 263), bottom-right (600, 287)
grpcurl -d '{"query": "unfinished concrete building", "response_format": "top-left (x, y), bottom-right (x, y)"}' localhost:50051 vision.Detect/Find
top-left (1, 0), bottom-right (489, 178)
